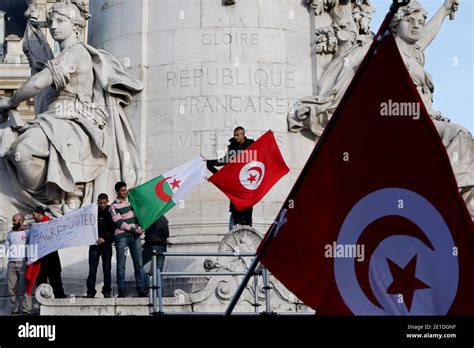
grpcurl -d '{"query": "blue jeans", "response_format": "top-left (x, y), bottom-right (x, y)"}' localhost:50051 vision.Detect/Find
top-left (115, 234), bottom-right (147, 294)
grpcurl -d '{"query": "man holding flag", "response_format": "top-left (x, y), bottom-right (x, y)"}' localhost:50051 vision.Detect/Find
top-left (206, 126), bottom-right (255, 229)
top-left (207, 129), bottom-right (290, 229)
top-left (111, 182), bottom-right (148, 298)
top-left (29, 206), bottom-right (67, 299)
top-left (25, 204), bottom-right (99, 298)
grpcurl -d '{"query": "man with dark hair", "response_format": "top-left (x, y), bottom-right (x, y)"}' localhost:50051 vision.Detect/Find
top-left (110, 182), bottom-right (147, 297)
top-left (86, 193), bottom-right (115, 298)
top-left (32, 206), bottom-right (67, 299)
top-left (5, 213), bottom-right (32, 314)
top-left (206, 126), bottom-right (254, 229)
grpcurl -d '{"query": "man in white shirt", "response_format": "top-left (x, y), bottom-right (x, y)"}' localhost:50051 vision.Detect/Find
top-left (5, 213), bottom-right (32, 315)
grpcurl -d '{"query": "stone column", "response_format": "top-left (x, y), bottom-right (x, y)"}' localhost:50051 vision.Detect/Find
top-left (0, 11), bottom-right (5, 61)
top-left (4, 34), bottom-right (27, 64)
top-left (89, 0), bottom-right (315, 272)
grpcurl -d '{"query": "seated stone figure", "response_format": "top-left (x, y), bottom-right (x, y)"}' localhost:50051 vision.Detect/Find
top-left (290, 0), bottom-right (375, 136)
top-left (0, 1), bottom-right (143, 216)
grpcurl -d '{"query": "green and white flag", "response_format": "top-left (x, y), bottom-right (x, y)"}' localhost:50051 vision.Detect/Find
top-left (128, 157), bottom-right (206, 230)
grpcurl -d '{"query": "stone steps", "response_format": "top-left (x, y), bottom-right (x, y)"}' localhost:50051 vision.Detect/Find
top-left (0, 276), bottom-right (209, 315)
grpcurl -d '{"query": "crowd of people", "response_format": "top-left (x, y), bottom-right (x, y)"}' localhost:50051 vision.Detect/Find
top-left (3, 181), bottom-right (169, 315)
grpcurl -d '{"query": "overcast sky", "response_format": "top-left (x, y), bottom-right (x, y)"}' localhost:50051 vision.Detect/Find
top-left (371, 0), bottom-right (473, 133)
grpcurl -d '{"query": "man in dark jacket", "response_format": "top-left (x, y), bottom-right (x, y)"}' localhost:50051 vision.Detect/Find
top-left (33, 206), bottom-right (67, 299)
top-left (86, 193), bottom-right (115, 298)
top-left (142, 215), bottom-right (169, 272)
top-left (206, 126), bottom-right (254, 229)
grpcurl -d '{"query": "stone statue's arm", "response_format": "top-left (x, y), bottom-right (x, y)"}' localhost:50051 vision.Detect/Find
top-left (418, 0), bottom-right (458, 50)
top-left (7, 69), bottom-right (54, 109)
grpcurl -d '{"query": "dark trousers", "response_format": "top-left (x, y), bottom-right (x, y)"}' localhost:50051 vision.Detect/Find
top-left (230, 203), bottom-right (253, 227)
top-left (142, 244), bottom-right (167, 272)
top-left (36, 251), bottom-right (66, 298)
top-left (86, 244), bottom-right (112, 296)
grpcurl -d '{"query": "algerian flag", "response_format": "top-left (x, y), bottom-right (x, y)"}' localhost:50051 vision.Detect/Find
top-left (128, 157), bottom-right (206, 230)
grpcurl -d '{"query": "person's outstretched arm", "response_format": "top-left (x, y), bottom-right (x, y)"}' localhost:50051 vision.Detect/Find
top-left (418, 0), bottom-right (457, 50)
top-left (0, 68), bottom-right (53, 110)
top-left (207, 149), bottom-right (234, 174)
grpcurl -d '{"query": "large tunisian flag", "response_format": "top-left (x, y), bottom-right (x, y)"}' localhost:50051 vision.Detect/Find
top-left (258, 26), bottom-right (474, 313)
top-left (209, 131), bottom-right (289, 211)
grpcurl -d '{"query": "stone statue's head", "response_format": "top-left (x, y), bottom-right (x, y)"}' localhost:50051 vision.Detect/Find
top-left (390, 0), bottom-right (427, 41)
top-left (47, 1), bottom-right (90, 40)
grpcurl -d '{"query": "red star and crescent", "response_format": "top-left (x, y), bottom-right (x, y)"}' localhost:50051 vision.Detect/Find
top-left (386, 254), bottom-right (430, 311)
top-left (354, 216), bottom-right (434, 309)
top-left (169, 178), bottom-right (181, 189)
top-left (154, 179), bottom-right (171, 202)
top-left (247, 174), bottom-right (257, 183)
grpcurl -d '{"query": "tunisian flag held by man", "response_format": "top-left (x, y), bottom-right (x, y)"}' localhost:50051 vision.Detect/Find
top-left (208, 131), bottom-right (289, 211)
top-left (25, 214), bottom-right (50, 295)
top-left (257, 29), bottom-right (474, 313)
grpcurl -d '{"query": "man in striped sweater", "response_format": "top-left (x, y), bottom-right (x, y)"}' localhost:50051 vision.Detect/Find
top-left (111, 182), bottom-right (148, 297)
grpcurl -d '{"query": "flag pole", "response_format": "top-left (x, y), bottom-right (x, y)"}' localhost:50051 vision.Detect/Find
top-left (224, 220), bottom-right (280, 315)
top-left (224, 0), bottom-right (410, 316)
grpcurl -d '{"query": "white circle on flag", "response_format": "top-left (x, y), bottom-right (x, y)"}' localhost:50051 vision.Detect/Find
top-left (334, 188), bottom-right (458, 315)
top-left (239, 161), bottom-right (265, 190)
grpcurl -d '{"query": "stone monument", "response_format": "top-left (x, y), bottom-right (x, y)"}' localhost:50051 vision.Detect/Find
top-left (87, 0), bottom-right (315, 273)
top-left (1, 0), bottom-right (470, 315)
top-left (0, 0), bottom-right (316, 314)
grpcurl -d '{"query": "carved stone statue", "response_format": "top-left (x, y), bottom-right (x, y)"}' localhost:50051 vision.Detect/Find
top-left (291, 0), bottom-right (473, 218)
top-left (391, 0), bottom-right (453, 120)
top-left (292, 0), bottom-right (375, 136)
top-left (390, 0), bottom-right (473, 217)
top-left (0, 0), bottom-right (143, 216)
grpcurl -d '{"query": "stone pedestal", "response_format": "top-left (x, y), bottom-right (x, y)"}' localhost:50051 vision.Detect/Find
top-left (3, 34), bottom-right (28, 64)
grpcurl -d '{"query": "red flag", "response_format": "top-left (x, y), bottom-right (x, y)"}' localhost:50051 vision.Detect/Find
top-left (25, 260), bottom-right (41, 296)
top-left (258, 28), bottom-right (474, 314)
top-left (25, 214), bottom-right (50, 295)
top-left (208, 131), bottom-right (289, 211)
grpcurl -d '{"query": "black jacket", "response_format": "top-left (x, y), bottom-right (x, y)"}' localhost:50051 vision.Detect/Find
top-left (144, 216), bottom-right (169, 246)
top-left (98, 206), bottom-right (115, 244)
top-left (206, 137), bottom-right (255, 174)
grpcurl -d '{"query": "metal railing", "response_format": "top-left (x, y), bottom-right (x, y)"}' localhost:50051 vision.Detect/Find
top-left (147, 250), bottom-right (273, 315)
